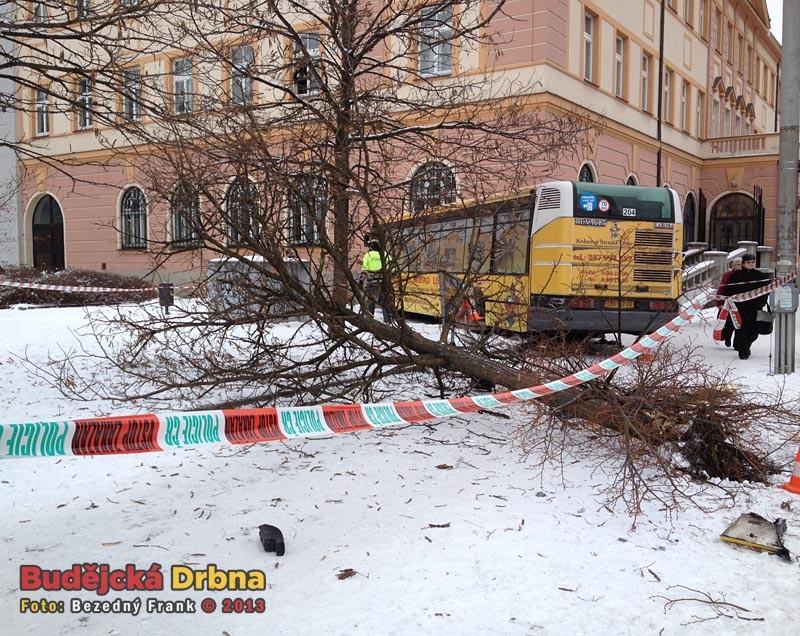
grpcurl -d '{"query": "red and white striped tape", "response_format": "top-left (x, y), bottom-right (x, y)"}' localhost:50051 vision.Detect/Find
top-left (712, 273), bottom-right (794, 341)
top-left (0, 283), bottom-right (731, 460)
top-left (0, 279), bottom-right (196, 294)
top-left (0, 278), bottom-right (156, 294)
top-left (1, 275), bottom-right (793, 460)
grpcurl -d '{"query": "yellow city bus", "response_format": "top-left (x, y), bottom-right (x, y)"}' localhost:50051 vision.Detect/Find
top-left (385, 181), bottom-right (683, 334)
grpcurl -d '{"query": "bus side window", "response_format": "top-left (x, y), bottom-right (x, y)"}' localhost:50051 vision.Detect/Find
top-left (420, 222), bottom-right (442, 272)
top-left (467, 217), bottom-right (492, 273)
top-left (400, 228), bottom-right (422, 273)
top-left (492, 212), bottom-right (528, 274)
top-left (439, 220), bottom-right (467, 272)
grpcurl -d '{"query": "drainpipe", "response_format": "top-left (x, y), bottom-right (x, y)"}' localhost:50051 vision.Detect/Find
top-left (656, 0), bottom-right (666, 187)
top-left (774, 62), bottom-right (780, 133)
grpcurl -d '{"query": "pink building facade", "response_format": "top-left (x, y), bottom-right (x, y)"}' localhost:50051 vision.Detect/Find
top-left (18, 0), bottom-right (789, 280)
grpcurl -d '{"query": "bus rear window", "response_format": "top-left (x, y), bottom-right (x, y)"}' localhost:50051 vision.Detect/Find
top-left (573, 183), bottom-right (674, 222)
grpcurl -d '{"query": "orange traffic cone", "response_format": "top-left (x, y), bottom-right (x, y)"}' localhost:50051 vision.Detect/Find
top-left (782, 448), bottom-right (800, 495)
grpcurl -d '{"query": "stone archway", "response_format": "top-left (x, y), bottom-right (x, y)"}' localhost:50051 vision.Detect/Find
top-left (709, 192), bottom-right (756, 253)
top-left (32, 195), bottom-right (65, 269)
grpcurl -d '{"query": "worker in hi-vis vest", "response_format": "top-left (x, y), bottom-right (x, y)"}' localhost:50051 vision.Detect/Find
top-left (360, 239), bottom-right (389, 318)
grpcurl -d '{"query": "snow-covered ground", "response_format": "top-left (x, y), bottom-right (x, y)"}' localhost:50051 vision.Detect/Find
top-left (1, 304), bottom-right (798, 635)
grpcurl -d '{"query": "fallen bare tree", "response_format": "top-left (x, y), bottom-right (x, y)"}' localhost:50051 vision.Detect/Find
top-left (15, 0), bottom-right (799, 514)
top-left (513, 336), bottom-right (799, 512)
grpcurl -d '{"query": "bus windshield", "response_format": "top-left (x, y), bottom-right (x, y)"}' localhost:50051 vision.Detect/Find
top-left (572, 183), bottom-right (674, 222)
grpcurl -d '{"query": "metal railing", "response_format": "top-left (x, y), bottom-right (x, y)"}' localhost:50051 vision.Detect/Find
top-left (681, 241), bottom-right (775, 295)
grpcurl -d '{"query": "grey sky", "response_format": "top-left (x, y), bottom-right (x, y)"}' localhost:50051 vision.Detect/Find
top-left (766, 0), bottom-right (782, 42)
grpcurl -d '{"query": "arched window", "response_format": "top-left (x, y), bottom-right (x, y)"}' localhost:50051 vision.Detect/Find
top-left (683, 193), bottom-right (696, 248)
top-left (710, 192), bottom-right (756, 252)
top-left (170, 183), bottom-right (201, 247)
top-left (409, 161), bottom-right (457, 212)
top-left (120, 187), bottom-right (147, 249)
top-left (226, 178), bottom-right (258, 246)
top-left (578, 163), bottom-right (595, 183)
top-left (32, 194), bottom-right (64, 269)
top-left (625, 174), bottom-right (639, 186)
top-left (288, 174), bottom-right (327, 245)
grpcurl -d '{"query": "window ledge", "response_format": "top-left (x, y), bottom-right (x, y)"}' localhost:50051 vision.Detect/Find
top-left (169, 242), bottom-right (201, 252)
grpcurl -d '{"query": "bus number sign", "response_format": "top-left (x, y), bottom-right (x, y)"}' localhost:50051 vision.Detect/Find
top-left (579, 194), bottom-right (597, 212)
top-left (622, 208), bottom-right (637, 217)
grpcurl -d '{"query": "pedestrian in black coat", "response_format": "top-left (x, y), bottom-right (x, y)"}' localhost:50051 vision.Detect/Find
top-left (726, 254), bottom-right (770, 359)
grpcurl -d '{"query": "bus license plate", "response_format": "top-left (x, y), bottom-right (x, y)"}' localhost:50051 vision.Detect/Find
top-left (605, 299), bottom-right (634, 310)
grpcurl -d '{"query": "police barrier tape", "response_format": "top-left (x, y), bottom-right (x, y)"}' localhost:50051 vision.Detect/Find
top-left (0, 277), bottom-right (794, 460)
top-left (0, 279), bottom-right (197, 294)
top-left (0, 278), bottom-right (158, 294)
top-left (712, 273), bottom-right (796, 341)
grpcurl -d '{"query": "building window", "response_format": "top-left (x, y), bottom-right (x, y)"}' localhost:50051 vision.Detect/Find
top-left (737, 35), bottom-right (744, 71)
top-left (419, 5), bottom-right (453, 77)
top-left (696, 90), bottom-right (705, 138)
top-left (680, 80), bottom-right (689, 131)
top-left (578, 163), bottom-right (595, 183)
top-left (33, 1), bottom-right (46, 24)
top-left (293, 32), bottom-right (321, 95)
top-left (288, 175), bottom-right (327, 245)
top-left (77, 78), bottom-right (93, 129)
top-left (714, 8), bottom-right (722, 52)
top-left (663, 68), bottom-right (673, 123)
top-left (626, 174), bottom-right (639, 186)
top-left (762, 66), bottom-right (768, 97)
top-left (225, 178), bottom-right (258, 246)
top-left (409, 162), bottom-right (457, 212)
top-left (684, 0), bottom-right (693, 26)
top-left (122, 68), bottom-right (141, 121)
top-left (120, 187), bottom-right (147, 249)
top-left (710, 97), bottom-right (719, 137)
top-left (583, 11), bottom-right (596, 82)
top-left (735, 113), bottom-right (742, 135)
top-left (699, 0), bottom-right (708, 38)
top-left (121, 0), bottom-right (140, 6)
top-left (747, 45), bottom-right (753, 83)
top-left (77, 0), bottom-right (91, 19)
top-left (614, 35), bottom-right (626, 99)
top-left (173, 57), bottom-right (193, 114)
top-left (726, 23), bottom-right (734, 64)
top-left (755, 58), bottom-right (761, 94)
top-left (641, 53), bottom-right (651, 112)
top-left (723, 105), bottom-right (731, 136)
top-left (683, 193), bottom-right (696, 247)
top-left (769, 72), bottom-right (775, 106)
top-left (230, 45), bottom-right (254, 106)
top-left (34, 88), bottom-right (49, 136)
top-left (170, 183), bottom-right (201, 247)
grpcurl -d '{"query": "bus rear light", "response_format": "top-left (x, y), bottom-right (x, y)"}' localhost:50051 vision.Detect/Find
top-left (568, 297), bottom-right (595, 310)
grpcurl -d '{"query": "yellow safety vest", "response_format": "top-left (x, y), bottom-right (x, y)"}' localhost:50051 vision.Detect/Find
top-left (362, 250), bottom-right (384, 273)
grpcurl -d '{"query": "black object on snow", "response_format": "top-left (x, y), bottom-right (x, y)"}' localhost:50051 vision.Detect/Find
top-left (259, 524), bottom-right (286, 557)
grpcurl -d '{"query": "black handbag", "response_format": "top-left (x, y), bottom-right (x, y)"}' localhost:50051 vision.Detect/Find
top-left (756, 306), bottom-right (773, 335)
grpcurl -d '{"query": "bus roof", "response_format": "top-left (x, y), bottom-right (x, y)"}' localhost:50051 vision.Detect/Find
top-left (386, 181), bottom-right (677, 225)
top-left (390, 186), bottom-right (537, 225)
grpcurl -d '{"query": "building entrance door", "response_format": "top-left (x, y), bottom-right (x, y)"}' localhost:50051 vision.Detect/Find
top-left (32, 195), bottom-right (65, 269)
top-left (709, 193), bottom-right (756, 253)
